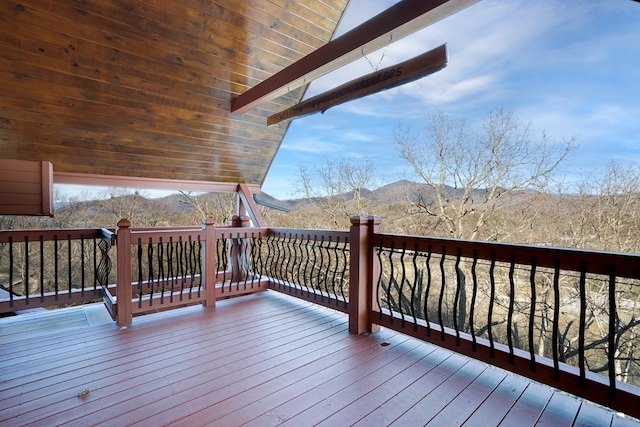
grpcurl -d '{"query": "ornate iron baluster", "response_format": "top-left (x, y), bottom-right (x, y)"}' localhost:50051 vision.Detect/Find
top-left (438, 246), bottom-right (446, 341)
top-left (410, 244), bottom-right (419, 332)
top-left (552, 258), bottom-right (561, 379)
top-left (529, 256), bottom-right (537, 372)
top-left (24, 236), bottom-right (29, 304)
top-left (39, 236), bottom-right (44, 302)
top-left (54, 235), bottom-right (59, 300)
top-left (453, 247), bottom-right (462, 345)
top-left (608, 264), bottom-right (617, 401)
top-left (398, 242), bottom-right (407, 328)
top-left (507, 253), bottom-right (516, 364)
top-left (137, 238), bottom-right (143, 308)
top-left (470, 249), bottom-right (478, 351)
top-left (578, 260), bottom-right (587, 388)
top-left (488, 252), bottom-right (496, 358)
top-left (423, 244), bottom-right (433, 337)
top-left (147, 237), bottom-right (155, 306)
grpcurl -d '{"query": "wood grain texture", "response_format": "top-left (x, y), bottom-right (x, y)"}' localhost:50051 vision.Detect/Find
top-left (0, 159), bottom-right (53, 215)
top-left (0, 291), bottom-right (633, 426)
top-left (0, 0), bottom-right (347, 187)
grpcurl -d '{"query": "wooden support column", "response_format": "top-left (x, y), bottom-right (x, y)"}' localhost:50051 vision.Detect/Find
top-left (115, 219), bottom-right (133, 327)
top-left (237, 183), bottom-right (267, 227)
top-left (349, 216), bottom-right (381, 334)
top-left (202, 217), bottom-right (217, 311)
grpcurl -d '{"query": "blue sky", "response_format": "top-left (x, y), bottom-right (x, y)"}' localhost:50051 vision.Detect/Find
top-left (261, 0), bottom-right (640, 200)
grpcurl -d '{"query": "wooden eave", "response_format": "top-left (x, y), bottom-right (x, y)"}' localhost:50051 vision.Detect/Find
top-left (0, 0), bottom-right (479, 194)
top-left (0, 0), bottom-right (348, 190)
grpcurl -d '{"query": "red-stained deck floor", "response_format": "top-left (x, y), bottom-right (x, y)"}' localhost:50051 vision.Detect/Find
top-left (1, 290), bottom-right (638, 426)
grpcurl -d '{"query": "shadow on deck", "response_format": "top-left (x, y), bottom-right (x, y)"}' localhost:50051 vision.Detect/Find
top-left (1, 291), bottom-right (638, 426)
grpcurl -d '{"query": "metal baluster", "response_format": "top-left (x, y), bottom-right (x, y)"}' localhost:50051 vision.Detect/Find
top-left (197, 235), bottom-right (203, 297)
top-left (552, 258), bottom-right (561, 380)
top-left (295, 235), bottom-right (304, 293)
top-left (438, 246), bottom-right (446, 341)
top-left (67, 234), bottom-right (72, 298)
top-left (267, 234), bottom-right (276, 288)
top-left (488, 252), bottom-right (496, 358)
top-left (255, 232), bottom-right (263, 283)
top-left (330, 237), bottom-right (341, 303)
top-left (293, 234), bottom-right (301, 290)
top-left (285, 234), bottom-right (294, 290)
top-left (168, 237), bottom-right (175, 303)
top-left (470, 249), bottom-right (478, 351)
top-left (54, 235), bottom-right (59, 301)
top-left (386, 242), bottom-right (395, 325)
top-left (423, 244), bottom-right (432, 337)
top-left (39, 236), bottom-right (44, 303)
top-left (93, 237), bottom-right (97, 291)
top-left (608, 264), bottom-right (617, 401)
top-left (137, 238), bottom-right (143, 308)
top-left (317, 236), bottom-right (326, 297)
top-left (453, 247), bottom-right (462, 346)
top-left (216, 235), bottom-right (225, 290)
top-left (398, 242), bottom-right (407, 328)
top-left (507, 253), bottom-right (516, 364)
top-left (188, 235), bottom-right (194, 297)
top-left (147, 237), bottom-right (154, 306)
top-left (80, 234), bottom-right (85, 296)
top-left (276, 234), bottom-right (285, 284)
top-left (302, 234), bottom-right (311, 293)
top-left (375, 241), bottom-right (384, 320)
top-left (529, 256), bottom-right (537, 372)
top-left (337, 237), bottom-right (348, 307)
top-left (24, 236), bottom-right (29, 304)
top-left (9, 237), bottom-right (13, 306)
top-left (410, 244), bottom-right (419, 331)
top-left (158, 237), bottom-right (165, 304)
top-left (178, 237), bottom-right (185, 300)
top-left (578, 260), bottom-right (587, 389)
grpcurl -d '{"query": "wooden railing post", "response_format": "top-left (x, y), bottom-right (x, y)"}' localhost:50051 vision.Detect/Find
top-left (202, 217), bottom-right (217, 310)
top-left (115, 218), bottom-right (132, 327)
top-left (349, 215), bottom-right (381, 334)
top-left (228, 214), bottom-right (250, 283)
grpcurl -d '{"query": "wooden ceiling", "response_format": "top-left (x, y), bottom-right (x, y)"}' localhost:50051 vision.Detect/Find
top-left (0, 0), bottom-right (348, 190)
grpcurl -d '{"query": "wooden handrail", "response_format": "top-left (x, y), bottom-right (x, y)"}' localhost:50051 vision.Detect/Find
top-left (366, 227), bottom-right (640, 419)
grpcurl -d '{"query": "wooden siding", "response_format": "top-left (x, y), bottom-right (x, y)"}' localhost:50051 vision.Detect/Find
top-left (0, 0), bottom-right (347, 186)
top-left (1, 291), bottom-right (637, 426)
top-left (0, 159), bottom-right (53, 216)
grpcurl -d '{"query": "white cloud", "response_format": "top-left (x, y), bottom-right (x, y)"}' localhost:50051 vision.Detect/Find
top-left (268, 0), bottom-right (640, 197)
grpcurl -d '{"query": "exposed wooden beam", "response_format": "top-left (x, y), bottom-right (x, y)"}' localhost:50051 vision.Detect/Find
top-left (231, 0), bottom-right (480, 115)
top-left (237, 183), bottom-right (267, 227)
top-left (268, 45), bottom-right (447, 126)
top-left (54, 172), bottom-right (261, 194)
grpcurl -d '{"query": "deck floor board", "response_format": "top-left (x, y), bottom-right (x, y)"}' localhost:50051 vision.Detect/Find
top-left (1, 290), bottom-right (637, 426)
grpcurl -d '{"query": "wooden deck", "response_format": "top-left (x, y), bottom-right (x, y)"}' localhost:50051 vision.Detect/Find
top-left (1, 291), bottom-right (638, 427)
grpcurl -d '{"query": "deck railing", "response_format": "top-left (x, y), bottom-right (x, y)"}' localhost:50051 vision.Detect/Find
top-left (2, 215), bottom-right (640, 418)
top-left (0, 228), bottom-right (114, 313)
top-left (355, 217), bottom-right (640, 419)
top-left (261, 228), bottom-right (350, 312)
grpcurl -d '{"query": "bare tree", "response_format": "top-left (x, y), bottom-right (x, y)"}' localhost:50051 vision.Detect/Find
top-left (563, 161), bottom-right (640, 252)
top-left (293, 157), bottom-right (381, 229)
top-left (178, 191), bottom-right (236, 225)
top-left (396, 109), bottom-right (575, 240)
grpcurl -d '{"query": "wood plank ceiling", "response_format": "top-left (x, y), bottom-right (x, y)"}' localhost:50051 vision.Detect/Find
top-left (0, 0), bottom-right (348, 189)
